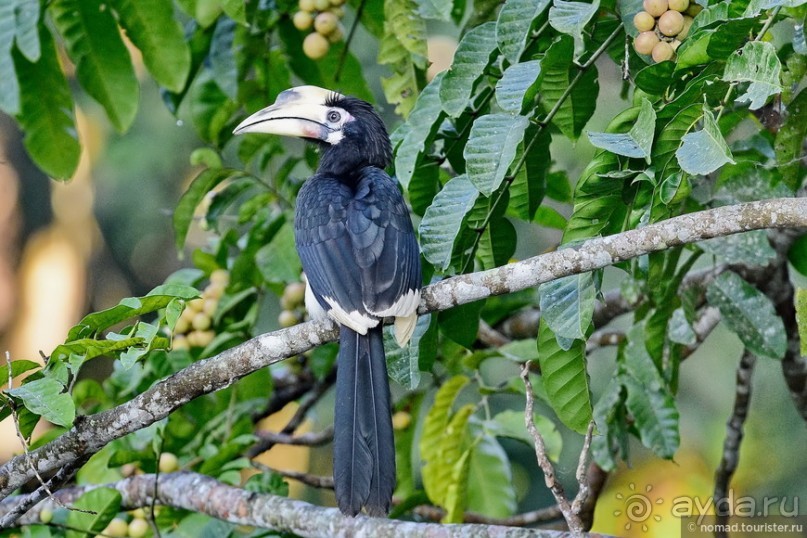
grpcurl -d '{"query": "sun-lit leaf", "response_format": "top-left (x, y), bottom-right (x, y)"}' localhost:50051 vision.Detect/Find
top-left (706, 271), bottom-right (787, 359)
top-left (442, 444), bottom-right (472, 523)
top-left (676, 108), bottom-right (734, 175)
top-left (50, 0), bottom-right (139, 132)
top-left (539, 272), bottom-right (596, 343)
top-left (420, 375), bottom-right (470, 467)
top-left (387, 0), bottom-right (428, 60)
top-left (12, 26), bottom-right (80, 180)
top-left (548, 0), bottom-right (600, 58)
top-left (587, 97), bottom-right (656, 160)
top-left (0, 360), bottom-right (41, 387)
top-left (419, 175), bottom-right (480, 270)
top-left (723, 41), bottom-right (782, 110)
top-left (111, 0), bottom-right (190, 93)
top-left (536, 319), bottom-right (592, 433)
top-left (699, 230), bottom-right (777, 266)
top-left (796, 288), bottom-right (807, 357)
top-left (495, 60), bottom-right (542, 113)
top-left (8, 377), bottom-right (75, 427)
top-left (440, 21), bottom-right (498, 117)
top-left (496, 0), bottom-right (552, 64)
top-left (465, 114), bottom-right (530, 196)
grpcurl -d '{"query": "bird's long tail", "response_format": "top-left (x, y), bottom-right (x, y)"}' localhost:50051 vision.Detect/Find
top-left (333, 326), bottom-right (396, 516)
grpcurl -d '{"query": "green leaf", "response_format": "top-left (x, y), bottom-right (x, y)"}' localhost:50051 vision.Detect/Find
top-left (796, 288), bottom-right (807, 357)
top-left (423, 403), bottom-right (474, 508)
top-left (220, 0), bottom-right (247, 23)
top-left (723, 41), bottom-right (782, 110)
top-left (387, 0), bottom-right (428, 60)
top-left (539, 272), bottom-right (596, 343)
top-left (548, 0), bottom-right (600, 58)
top-left (174, 168), bottom-right (243, 250)
top-left (676, 108), bottom-right (734, 175)
top-left (622, 328), bottom-right (679, 458)
top-left (386, 314), bottom-right (436, 390)
top-left (442, 445), bottom-right (473, 523)
top-left (562, 151), bottom-right (623, 243)
top-left (634, 61), bottom-right (675, 95)
top-left (189, 68), bottom-right (239, 145)
top-left (420, 375), bottom-right (470, 467)
top-left (417, 0), bottom-right (452, 20)
top-left (496, 0), bottom-right (551, 64)
top-left (110, 0), bottom-right (191, 93)
top-left (591, 377), bottom-right (627, 471)
top-left (0, 1), bottom-right (20, 115)
top-left (536, 319), bottom-right (592, 433)
top-left (464, 114), bottom-right (530, 196)
top-left (478, 217), bottom-right (517, 270)
top-left (699, 230), bottom-right (777, 266)
top-left (466, 430), bottom-right (516, 518)
top-left (652, 103), bottom-right (702, 184)
top-left (495, 60), bottom-right (542, 113)
top-left (508, 127), bottom-right (550, 220)
top-left (439, 301), bottom-right (484, 348)
top-left (540, 35), bottom-right (599, 140)
top-left (587, 97), bottom-right (656, 160)
top-left (668, 308), bottom-right (696, 346)
top-left (419, 175), bottom-right (479, 271)
top-left (13, 25), bottom-right (80, 180)
top-left (788, 235), bottom-right (807, 277)
top-left (66, 488), bottom-right (122, 538)
top-left (706, 271), bottom-right (787, 359)
top-left (774, 87), bottom-right (807, 191)
top-left (255, 222), bottom-right (301, 283)
top-left (394, 72), bottom-right (446, 189)
top-left (50, 0), bottom-right (139, 132)
top-left (13, 0), bottom-right (40, 62)
top-left (440, 21), bottom-right (498, 117)
top-left (210, 17), bottom-right (238, 99)
top-left (8, 377), bottom-right (75, 427)
top-left (534, 205), bottom-right (567, 229)
top-left (487, 409), bottom-right (562, 460)
top-left (0, 359), bottom-right (41, 385)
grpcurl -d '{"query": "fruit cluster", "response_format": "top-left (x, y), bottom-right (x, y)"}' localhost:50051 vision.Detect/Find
top-left (278, 280), bottom-right (307, 328)
top-left (293, 0), bottom-right (346, 60)
top-left (173, 269), bottom-right (229, 350)
top-left (633, 0), bottom-right (702, 63)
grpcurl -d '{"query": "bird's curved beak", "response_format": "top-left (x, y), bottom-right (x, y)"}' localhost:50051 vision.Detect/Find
top-left (232, 85), bottom-right (344, 141)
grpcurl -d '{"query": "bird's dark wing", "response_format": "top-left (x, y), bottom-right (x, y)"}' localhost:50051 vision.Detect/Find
top-left (294, 169), bottom-right (420, 331)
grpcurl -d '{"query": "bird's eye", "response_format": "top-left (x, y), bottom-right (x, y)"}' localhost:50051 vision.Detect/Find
top-left (327, 110), bottom-right (341, 123)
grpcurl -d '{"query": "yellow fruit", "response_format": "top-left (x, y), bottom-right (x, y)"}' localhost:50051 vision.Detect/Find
top-left (658, 10), bottom-right (684, 36)
top-left (278, 310), bottom-right (299, 328)
top-left (633, 11), bottom-right (656, 32)
top-left (634, 31), bottom-right (659, 55)
top-left (103, 518), bottom-right (129, 538)
top-left (679, 15), bottom-right (694, 39)
top-left (210, 269), bottom-right (229, 286)
top-left (293, 10), bottom-right (314, 30)
top-left (204, 283), bottom-right (225, 300)
top-left (643, 0), bottom-right (668, 17)
top-left (671, 39), bottom-right (682, 50)
top-left (392, 411), bottom-right (412, 430)
top-left (127, 518), bottom-right (149, 538)
top-left (172, 335), bottom-right (189, 351)
top-left (39, 508), bottom-right (53, 524)
top-left (194, 330), bottom-right (215, 348)
top-left (652, 41), bottom-right (675, 62)
top-left (191, 312), bottom-right (211, 331)
top-left (202, 298), bottom-right (218, 317)
top-left (187, 298), bottom-right (204, 312)
top-left (328, 23), bottom-right (344, 43)
top-left (302, 32), bottom-right (329, 60)
top-left (330, 6), bottom-right (344, 17)
top-left (159, 452), bottom-right (179, 473)
top-left (174, 315), bottom-right (190, 335)
top-left (668, 0), bottom-right (689, 11)
top-left (283, 282), bottom-right (306, 308)
top-left (685, 2), bottom-right (702, 16)
top-left (299, 0), bottom-right (316, 11)
top-left (314, 12), bottom-right (339, 35)
top-left (314, 0), bottom-right (330, 10)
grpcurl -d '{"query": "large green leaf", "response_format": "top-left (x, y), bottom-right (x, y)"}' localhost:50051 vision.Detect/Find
top-left (652, 103), bottom-right (702, 184)
top-left (0, 359), bottom-right (41, 386)
top-left (111, 0), bottom-right (190, 93)
top-left (66, 488), bottom-right (122, 538)
top-left (706, 271), bottom-right (787, 359)
top-left (255, 222), bottom-right (301, 284)
top-left (676, 108), bottom-right (734, 176)
top-left (699, 230), bottom-right (777, 266)
top-left (495, 60), bottom-right (542, 114)
top-left (464, 114), bottom-right (530, 196)
top-left (419, 175), bottom-right (480, 271)
top-left (13, 0), bottom-right (40, 62)
top-left (0, 1), bottom-right (19, 114)
top-left (540, 35), bottom-right (599, 140)
top-left (548, 0), bottom-right (600, 58)
top-left (723, 41), bottom-right (782, 110)
top-left (13, 25), bottom-right (80, 180)
top-left (420, 375), bottom-right (470, 467)
top-left (440, 22), bottom-right (498, 117)
top-left (478, 217), bottom-right (517, 270)
top-left (174, 168), bottom-right (244, 250)
top-left (442, 444), bottom-right (473, 523)
top-left (487, 409), bottom-right (562, 460)
top-left (508, 126), bottom-right (550, 220)
top-left (539, 272), bottom-right (596, 343)
top-left (387, 0), bottom-right (428, 61)
top-left (774, 87), bottom-right (807, 191)
top-left (590, 376), bottom-right (628, 471)
top-left (496, 0), bottom-right (551, 64)
top-left (394, 72), bottom-right (446, 189)
top-left (386, 314), bottom-right (437, 390)
top-left (536, 319), bottom-right (592, 433)
top-left (50, 0), bottom-right (139, 132)
top-left (465, 427), bottom-right (516, 518)
top-left (562, 151), bottom-right (624, 243)
top-left (8, 377), bottom-right (75, 428)
top-left (587, 97), bottom-right (656, 160)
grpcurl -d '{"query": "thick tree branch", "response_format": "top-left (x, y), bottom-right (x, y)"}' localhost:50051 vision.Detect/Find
top-left (1, 198), bottom-right (806, 502)
top-left (0, 472), bottom-right (612, 538)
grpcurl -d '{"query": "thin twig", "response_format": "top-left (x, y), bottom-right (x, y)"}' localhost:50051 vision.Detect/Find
top-left (253, 426), bottom-right (334, 448)
top-left (251, 461), bottom-right (334, 489)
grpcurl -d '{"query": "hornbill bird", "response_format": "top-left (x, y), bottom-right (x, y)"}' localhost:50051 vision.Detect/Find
top-left (233, 86), bottom-right (421, 516)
